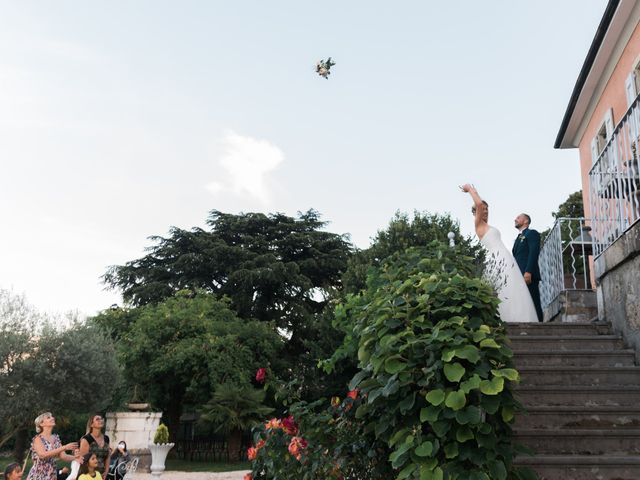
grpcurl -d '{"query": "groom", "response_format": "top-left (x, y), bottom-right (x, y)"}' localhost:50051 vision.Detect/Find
top-left (513, 213), bottom-right (543, 322)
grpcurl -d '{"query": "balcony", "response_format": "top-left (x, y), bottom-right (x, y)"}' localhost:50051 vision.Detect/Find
top-left (539, 217), bottom-right (596, 321)
top-left (589, 96), bottom-right (640, 257)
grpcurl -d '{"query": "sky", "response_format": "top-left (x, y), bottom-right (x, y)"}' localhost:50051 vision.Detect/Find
top-left (0, 1), bottom-right (607, 316)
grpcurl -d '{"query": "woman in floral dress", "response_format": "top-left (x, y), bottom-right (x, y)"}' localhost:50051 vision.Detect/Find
top-left (27, 412), bottom-right (80, 480)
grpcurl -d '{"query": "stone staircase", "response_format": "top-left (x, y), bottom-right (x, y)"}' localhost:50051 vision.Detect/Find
top-left (507, 322), bottom-right (640, 480)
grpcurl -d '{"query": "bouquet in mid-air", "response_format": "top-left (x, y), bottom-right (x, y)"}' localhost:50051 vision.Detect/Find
top-left (316, 57), bottom-right (335, 79)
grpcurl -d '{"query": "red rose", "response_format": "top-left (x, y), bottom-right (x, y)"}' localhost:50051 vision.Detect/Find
top-left (247, 447), bottom-right (257, 460)
top-left (282, 415), bottom-right (298, 436)
top-left (256, 439), bottom-right (265, 450)
top-left (255, 368), bottom-right (267, 383)
top-left (347, 389), bottom-right (358, 400)
top-left (243, 474), bottom-right (252, 480)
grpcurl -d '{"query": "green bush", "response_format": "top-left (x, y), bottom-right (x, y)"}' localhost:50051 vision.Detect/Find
top-left (247, 243), bottom-right (537, 480)
top-left (154, 423), bottom-right (170, 444)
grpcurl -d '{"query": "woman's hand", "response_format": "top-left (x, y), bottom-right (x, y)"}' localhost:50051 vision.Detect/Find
top-left (64, 442), bottom-right (78, 451)
top-left (460, 184), bottom-right (473, 193)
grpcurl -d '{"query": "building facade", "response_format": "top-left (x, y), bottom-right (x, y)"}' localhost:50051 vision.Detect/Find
top-left (556, 0), bottom-right (640, 356)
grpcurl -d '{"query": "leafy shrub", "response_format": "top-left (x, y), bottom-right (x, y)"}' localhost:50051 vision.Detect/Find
top-left (154, 423), bottom-right (170, 444)
top-left (247, 243), bottom-right (536, 479)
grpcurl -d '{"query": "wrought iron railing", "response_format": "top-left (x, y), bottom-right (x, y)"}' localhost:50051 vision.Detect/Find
top-left (539, 217), bottom-right (593, 315)
top-left (589, 96), bottom-right (640, 256)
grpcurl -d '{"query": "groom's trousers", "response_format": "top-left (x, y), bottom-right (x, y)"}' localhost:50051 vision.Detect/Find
top-left (528, 281), bottom-right (543, 322)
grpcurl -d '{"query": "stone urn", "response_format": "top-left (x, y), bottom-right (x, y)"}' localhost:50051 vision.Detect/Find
top-left (149, 443), bottom-right (175, 478)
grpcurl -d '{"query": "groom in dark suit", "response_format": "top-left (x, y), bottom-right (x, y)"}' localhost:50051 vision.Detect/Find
top-left (513, 213), bottom-right (543, 322)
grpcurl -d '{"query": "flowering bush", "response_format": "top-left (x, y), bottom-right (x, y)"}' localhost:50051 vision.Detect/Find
top-left (247, 244), bottom-right (538, 480)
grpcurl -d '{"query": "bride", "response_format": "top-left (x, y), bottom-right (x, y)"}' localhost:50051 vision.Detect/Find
top-left (461, 184), bottom-right (538, 323)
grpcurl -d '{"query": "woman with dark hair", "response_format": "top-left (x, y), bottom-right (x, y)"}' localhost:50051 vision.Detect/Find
top-left (77, 454), bottom-right (101, 480)
top-left (78, 415), bottom-right (110, 480)
top-left (106, 441), bottom-right (130, 480)
top-left (26, 412), bottom-right (80, 480)
top-left (4, 463), bottom-right (23, 480)
top-left (460, 183), bottom-right (538, 323)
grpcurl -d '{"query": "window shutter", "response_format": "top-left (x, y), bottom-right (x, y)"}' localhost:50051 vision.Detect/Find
top-left (604, 109), bottom-right (615, 139)
top-left (626, 73), bottom-right (637, 107)
top-left (591, 137), bottom-right (600, 164)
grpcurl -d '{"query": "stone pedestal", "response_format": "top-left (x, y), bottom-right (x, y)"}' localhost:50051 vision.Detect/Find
top-left (106, 411), bottom-right (162, 473)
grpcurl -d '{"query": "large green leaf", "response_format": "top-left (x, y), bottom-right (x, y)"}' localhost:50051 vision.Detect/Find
top-left (425, 389), bottom-right (445, 406)
top-left (444, 390), bottom-right (466, 411)
top-left (460, 374), bottom-right (481, 393)
top-left (454, 345), bottom-right (480, 363)
top-left (455, 405), bottom-right (482, 425)
top-left (491, 368), bottom-right (519, 381)
top-left (420, 406), bottom-right (440, 423)
top-left (480, 376), bottom-right (504, 395)
top-left (479, 338), bottom-right (500, 349)
top-left (419, 466), bottom-right (443, 480)
top-left (444, 362), bottom-right (465, 383)
top-left (385, 355), bottom-right (407, 374)
top-left (455, 425), bottom-right (474, 443)
top-left (414, 441), bottom-right (434, 457)
top-left (397, 463), bottom-right (417, 480)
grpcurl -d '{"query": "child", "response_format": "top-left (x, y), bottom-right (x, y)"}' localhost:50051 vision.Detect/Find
top-left (78, 453), bottom-right (102, 480)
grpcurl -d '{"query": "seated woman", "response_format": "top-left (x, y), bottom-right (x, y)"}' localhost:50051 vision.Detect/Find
top-left (107, 442), bottom-right (131, 480)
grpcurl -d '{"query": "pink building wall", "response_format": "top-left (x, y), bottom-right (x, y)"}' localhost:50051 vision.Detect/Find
top-left (578, 21), bottom-right (640, 216)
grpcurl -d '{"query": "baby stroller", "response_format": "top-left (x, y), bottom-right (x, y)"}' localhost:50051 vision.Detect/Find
top-left (106, 456), bottom-right (138, 480)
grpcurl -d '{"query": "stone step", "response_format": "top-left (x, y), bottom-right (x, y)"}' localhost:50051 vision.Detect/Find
top-left (515, 429), bottom-right (640, 455)
top-left (514, 406), bottom-right (640, 430)
top-left (518, 366), bottom-right (640, 386)
top-left (509, 335), bottom-right (624, 351)
top-left (515, 455), bottom-right (640, 480)
top-left (507, 322), bottom-right (612, 336)
top-left (513, 349), bottom-right (636, 367)
top-left (516, 386), bottom-right (640, 407)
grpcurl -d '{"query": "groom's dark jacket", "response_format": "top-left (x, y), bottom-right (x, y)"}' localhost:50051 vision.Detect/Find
top-left (512, 228), bottom-right (541, 281)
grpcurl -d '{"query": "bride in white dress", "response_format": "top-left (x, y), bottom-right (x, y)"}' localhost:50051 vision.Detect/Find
top-left (461, 184), bottom-right (538, 323)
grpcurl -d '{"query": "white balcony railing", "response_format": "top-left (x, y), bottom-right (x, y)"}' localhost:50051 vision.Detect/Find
top-left (539, 217), bottom-right (593, 315)
top-left (589, 96), bottom-right (640, 257)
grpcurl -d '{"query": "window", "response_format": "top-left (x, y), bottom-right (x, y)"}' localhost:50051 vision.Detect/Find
top-left (625, 57), bottom-right (640, 107)
top-left (591, 109), bottom-right (614, 163)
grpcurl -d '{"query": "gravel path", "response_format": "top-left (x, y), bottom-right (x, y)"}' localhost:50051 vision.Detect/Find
top-left (130, 471), bottom-right (250, 480)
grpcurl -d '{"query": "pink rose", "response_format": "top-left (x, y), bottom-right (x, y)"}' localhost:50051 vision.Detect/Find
top-left (255, 368), bottom-right (267, 383)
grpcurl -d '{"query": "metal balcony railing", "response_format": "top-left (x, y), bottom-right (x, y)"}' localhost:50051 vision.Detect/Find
top-left (539, 217), bottom-right (593, 316)
top-left (589, 96), bottom-right (640, 257)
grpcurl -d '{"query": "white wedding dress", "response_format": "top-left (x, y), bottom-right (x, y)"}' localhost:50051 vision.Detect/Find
top-left (479, 226), bottom-right (538, 323)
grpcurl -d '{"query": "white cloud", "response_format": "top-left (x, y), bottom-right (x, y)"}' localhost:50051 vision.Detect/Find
top-left (207, 131), bottom-right (284, 204)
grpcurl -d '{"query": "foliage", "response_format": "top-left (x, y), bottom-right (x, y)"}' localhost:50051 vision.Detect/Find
top-left (92, 291), bottom-right (284, 440)
top-left (551, 191), bottom-right (584, 220)
top-left (248, 244), bottom-right (537, 479)
top-left (341, 211), bottom-right (482, 295)
top-left (154, 423), bottom-right (170, 444)
top-left (0, 289), bottom-right (121, 449)
top-left (199, 384), bottom-right (274, 434)
top-left (103, 210), bottom-right (352, 340)
top-left (541, 191), bottom-right (584, 241)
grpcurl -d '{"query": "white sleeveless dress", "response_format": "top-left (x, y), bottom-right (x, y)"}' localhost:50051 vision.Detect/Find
top-left (480, 226), bottom-right (538, 323)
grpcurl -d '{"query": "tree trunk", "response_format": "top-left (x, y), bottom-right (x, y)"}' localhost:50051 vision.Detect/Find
top-left (13, 428), bottom-right (28, 463)
top-left (227, 429), bottom-right (242, 462)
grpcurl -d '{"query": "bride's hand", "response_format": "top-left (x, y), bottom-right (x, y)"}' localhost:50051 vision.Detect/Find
top-left (460, 184), bottom-right (472, 192)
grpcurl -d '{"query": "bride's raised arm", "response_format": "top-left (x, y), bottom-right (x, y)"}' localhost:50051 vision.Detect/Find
top-left (460, 183), bottom-right (489, 238)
